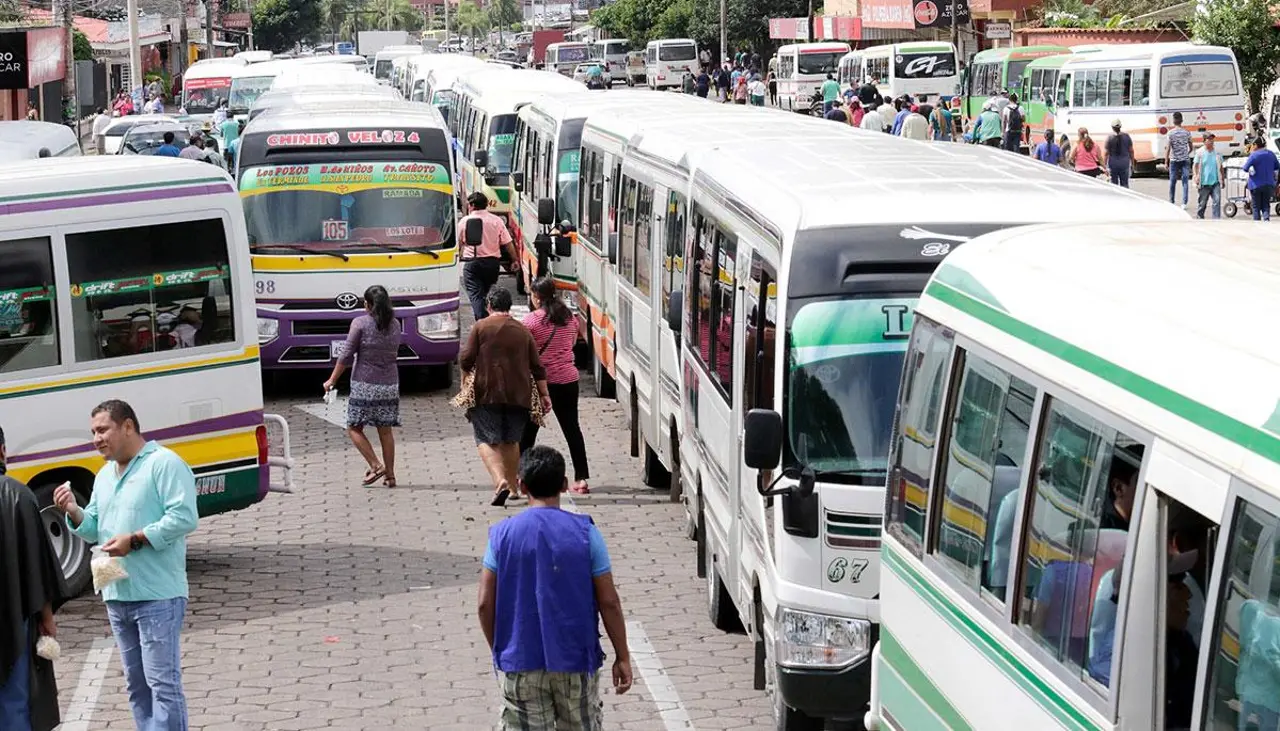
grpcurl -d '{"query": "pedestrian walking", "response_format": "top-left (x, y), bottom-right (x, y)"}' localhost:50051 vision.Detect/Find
top-left (766, 69), bottom-right (777, 106)
top-left (1242, 137), bottom-right (1279, 221)
top-left (901, 104), bottom-right (929, 141)
top-left (1104, 119), bottom-right (1136, 188)
top-left (1031, 128), bottom-right (1062, 165)
top-left (1166, 112), bottom-right (1193, 206)
top-left (714, 64), bottom-right (731, 103)
top-left (179, 136), bottom-right (206, 161)
top-left (460, 192), bottom-right (517, 322)
top-left (857, 76), bottom-right (878, 106)
top-left (92, 108), bottom-right (111, 155)
top-left (860, 102), bottom-right (887, 133)
top-left (1002, 93), bottom-right (1024, 153)
top-left (1192, 133), bottom-right (1224, 219)
top-left (748, 74), bottom-right (766, 107)
top-left (478, 444), bottom-right (633, 731)
top-left (323, 285), bottom-right (401, 488)
top-left (519, 278), bottom-right (591, 494)
top-left (681, 72), bottom-right (695, 95)
top-left (459, 288), bottom-right (552, 507)
top-left (821, 73), bottom-right (840, 114)
top-left (930, 98), bottom-right (953, 142)
top-left (891, 96), bottom-right (912, 135)
top-left (1069, 128), bottom-right (1103, 178)
top-left (975, 101), bottom-right (1002, 147)
top-left (0, 426), bottom-right (63, 731)
top-left (1058, 133), bottom-right (1073, 170)
top-left (824, 100), bottom-right (848, 123)
top-left (54, 400), bottom-right (198, 731)
top-left (732, 73), bottom-right (748, 105)
top-left (847, 98), bottom-right (863, 127)
top-left (695, 69), bottom-right (710, 99)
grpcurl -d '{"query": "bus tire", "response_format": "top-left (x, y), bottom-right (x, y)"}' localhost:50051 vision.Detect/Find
top-left (706, 549), bottom-right (740, 632)
top-left (629, 387), bottom-right (640, 458)
top-left (671, 426), bottom-right (686, 508)
top-left (31, 477), bottom-right (93, 597)
top-left (642, 442), bottom-right (670, 488)
top-left (695, 488), bottom-right (707, 578)
top-left (591, 343), bottom-right (615, 399)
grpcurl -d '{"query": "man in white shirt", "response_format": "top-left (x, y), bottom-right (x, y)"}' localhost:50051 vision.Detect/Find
top-left (900, 105), bottom-right (929, 140)
top-left (179, 136), bottom-right (205, 160)
top-left (92, 108), bottom-right (113, 155)
top-left (860, 103), bottom-right (887, 133)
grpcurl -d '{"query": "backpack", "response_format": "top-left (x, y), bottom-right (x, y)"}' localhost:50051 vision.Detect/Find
top-left (1006, 105), bottom-right (1023, 134)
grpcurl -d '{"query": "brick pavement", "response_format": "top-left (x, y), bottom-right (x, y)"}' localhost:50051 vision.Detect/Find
top-left (48, 294), bottom-right (773, 730)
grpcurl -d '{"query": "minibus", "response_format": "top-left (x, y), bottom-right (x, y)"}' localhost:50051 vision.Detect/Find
top-left (546, 42), bottom-right (591, 77)
top-left (855, 41), bottom-right (959, 101)
top-left (774, 42), bottom-right (851, 113)
top-left (644, 38), bottom-right (700, 90)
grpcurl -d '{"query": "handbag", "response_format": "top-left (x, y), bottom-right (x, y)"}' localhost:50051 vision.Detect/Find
top-left (527, 322), bottom-right (559, 427)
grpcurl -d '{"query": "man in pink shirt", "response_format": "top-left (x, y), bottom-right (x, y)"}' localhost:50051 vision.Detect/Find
top-left (459, 192), bottom-right (517, 321)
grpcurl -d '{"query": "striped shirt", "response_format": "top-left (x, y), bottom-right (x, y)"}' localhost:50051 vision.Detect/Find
top-left (522, 309), bottom-right (579, 385)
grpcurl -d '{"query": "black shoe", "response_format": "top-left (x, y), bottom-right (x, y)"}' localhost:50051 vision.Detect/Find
top-left (491, 488), bottom-right (511, 507)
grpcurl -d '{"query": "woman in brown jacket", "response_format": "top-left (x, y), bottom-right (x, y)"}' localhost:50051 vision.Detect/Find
top-left (459, 288), bottom-right (552, 506)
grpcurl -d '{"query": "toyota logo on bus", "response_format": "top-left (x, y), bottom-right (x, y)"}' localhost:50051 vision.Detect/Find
top-left (335, 292), bottom-right (361, 310)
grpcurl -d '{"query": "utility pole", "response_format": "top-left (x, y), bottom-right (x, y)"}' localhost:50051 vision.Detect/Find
top-left (128, 0), bottom-right (142, 95)
top-left (718, 0), bottom-right (726, 66)
top-left (55, 0), bottom-right (76, 123)
top-left (949, 0), bottom-right (958, 60)
top-left (179, 0), bottom-right (191, 78)
top-left (247, 0), bottom-right (255, 50)
top-left (444, 0), bottom-right (450, 39)
top-left (205, 0), bottom-right (216, 58)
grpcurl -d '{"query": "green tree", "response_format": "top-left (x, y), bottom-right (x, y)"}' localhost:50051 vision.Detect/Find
top-left (454, 1), bottom-right (491, 48)
top-left (73, 29), bottom-right (94, 61)
top-left (372, 0), bottom-right (424, 32)
top-left (489, 0), bottom-right (521, 43)
top-left (251, 0), bottom-right (324, 52)
top-left (1193, 0), bottom-right (1280, 111)
top-left (688, 0), bottom-right (806, 59)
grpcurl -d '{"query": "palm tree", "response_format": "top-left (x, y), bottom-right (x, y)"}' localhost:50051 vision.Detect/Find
top-left (371, 0), bottom-right (423, 31)
top-left (453, 0), bottom-right (491, 49)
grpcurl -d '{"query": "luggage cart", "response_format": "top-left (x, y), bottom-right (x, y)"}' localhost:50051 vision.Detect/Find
top-left (1223, 155), bottom-right (1280, 218)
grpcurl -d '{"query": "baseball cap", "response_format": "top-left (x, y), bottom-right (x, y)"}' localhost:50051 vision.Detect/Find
top-left (1111, 118), bottom-right (1122, 129)
top-left (1204, 132), bottom-right (1216, 140)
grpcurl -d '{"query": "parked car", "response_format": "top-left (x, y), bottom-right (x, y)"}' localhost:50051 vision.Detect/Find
top-left (118, 122), bottom-right (191, 155)
top-left (573, 62), bottom-right (610, 87)
top-left (624, 50), bottom-right (646, 87)
top-left (101, 115), bottom-right (184, 155)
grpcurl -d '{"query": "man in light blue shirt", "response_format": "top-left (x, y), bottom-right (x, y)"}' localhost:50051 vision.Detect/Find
top-left (1193, 133), bottom-right (1224, 219)
top-left (54, 399), bottom-right (197, 731)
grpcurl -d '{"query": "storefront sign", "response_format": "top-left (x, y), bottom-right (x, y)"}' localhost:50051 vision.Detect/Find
top-left (0, 32), bottom-right (29, 89)
top-left (860, 0), bottom-right (914, 30)
top-left (769, 18), bottom-right (810, 40)
top-left (812, 16), bottom-right (862, 40)
top-left (912, 0), bottom-right (969, 29)
top-left (984, 21), bottom-right (1012, 39)
top-left (223, 12), bottom-right (251, 29)
top-left (25, 28), bottom-right (65, 86)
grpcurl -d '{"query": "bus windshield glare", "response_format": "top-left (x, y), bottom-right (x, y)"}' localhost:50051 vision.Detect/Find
top-left (785, 296), bottom-right (915, 482)
top-left (556, 149), bottom-right (580, 227)
top-left (895, 53), bottom-right (957, 79)
top-left (488, 115), bottom-right (518, 174)
top-left (1160, 62), bottom-right (1239, 98)
top-left (557, 46), bottom-right (589, 63)
top-left (229, 76), bottom-right (275, 112)
top-left (375, 59), bottom-right (394, 79)
top-left (658, 44), bottom-right (697, 62)
top-left (798, 52), bottom-right (843, 76)
top-left (240, 162), bottom-right (455, 255)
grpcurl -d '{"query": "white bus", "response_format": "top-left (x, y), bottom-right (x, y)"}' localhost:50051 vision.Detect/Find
top-left (671, 133), bottom-right (1186, 729)
top-left (0, 156), bottom-right (294, 596)
top-left (1264, 77), bottom-right (1280, 147)
top-left (855, 41), bottom-right (959, 101)
top-left (450, 69), bottom-right (584, 255)
top-left (546, 42), bottom-right (592, 77)
top-left (424, 61), bottom-right (488, 123)
top-left (1053, 43), bottom-right (1249, 168)
top-left (373, 45), bottom-right (425, 85)
top-left (775, 42), bottom-right (850, 113)
top-left (644, 38), bottom-right (699, 90)
top-left (248, 85), bottom-right (398, 122)
top-left (590, 38), bottom-right (631, 84)
top-left (866, 221), bottom-right (1279, 731)
top-left (181, 60), bottom-right (241, 119)
top-left (228, 60), bottom-right (292, 120)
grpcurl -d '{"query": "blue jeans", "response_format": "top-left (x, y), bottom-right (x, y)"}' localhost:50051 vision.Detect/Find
top-left (1169, 159), bottom-right (1191, 204)
top-left (1109, 165), bottom-right (1131, 188)
top-left (0, 619), bottom-right (31, 731)
top-left (106, 598), bottom-right (189, 731)
top-left (824, 100), bottom-right (835, 113)
top-left (1197, 183), bottom-right (1221, 219)
top-left (462, 258), bottom-right (501, 322)
top-left (1252, 185), bottom-right (1275, 221)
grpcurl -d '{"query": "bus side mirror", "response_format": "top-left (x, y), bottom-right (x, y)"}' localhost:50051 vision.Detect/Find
top-left (666, 290), bottom-right (683, 337)
top-left (464, 217), bottom-right (484, 247)
top-left (512, 171), bottom-right (525, 192)
top-left (537, 197), bottom-right (556, 225)
top-left (608, 232), bottom-right (618, 265)
top-left (744, 409), bottom-right (783, 471)
top-left (473, 149), bottom-right (489, 169)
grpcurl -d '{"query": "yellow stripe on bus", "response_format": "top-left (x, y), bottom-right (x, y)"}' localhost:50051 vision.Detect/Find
top-left (0, 347), bottom-right (260, 398)
top-left (7, 430), bottom-right (259, 485)
top-left (252, 249), bottom-right (458, 271)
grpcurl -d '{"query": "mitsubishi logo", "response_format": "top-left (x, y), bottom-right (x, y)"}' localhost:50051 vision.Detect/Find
top-left (335, 292), bottom-right (361, 310)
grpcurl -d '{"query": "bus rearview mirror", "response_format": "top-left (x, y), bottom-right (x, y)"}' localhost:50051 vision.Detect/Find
top-left (537, 198), bottom-right (556, 225)
top-left (473, 149), bottom-right (489, 170)
top-left (666, 290), bottom-right (682, 337)
top-left (743, 409), bottom-right (783, 472)
top-left (512, 171), bottom-right (525, 192)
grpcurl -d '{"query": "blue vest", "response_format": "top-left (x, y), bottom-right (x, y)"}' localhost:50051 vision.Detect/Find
top-left (491, 507), bottom-right (604, 674)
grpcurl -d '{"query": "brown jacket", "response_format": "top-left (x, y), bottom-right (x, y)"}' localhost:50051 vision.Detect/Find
top-left (459, 315), bottom-right (547, 408)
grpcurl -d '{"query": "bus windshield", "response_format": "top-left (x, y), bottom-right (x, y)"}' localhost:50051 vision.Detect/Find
top-left (1006, 61), bottom-right (1034, 89)
top-left (798, 52), bottom-right (843, 76)
top-left (228, 76), bottom-right (275, 113)
top-left (895, 52), bottom-right (957, 79)
top-left (183, 81), bottom-right (231, 114)
top-left (556, 149), bottom-right (580, 227)
top-left (556, 46), bottom-right (589, 63)
top-left (240, 162), bottom-right (455, 255)
top-left (659, 44), bottom-right (697, 62)
top-left (1160, 62), bottom-right (1239, 98)
top-left (488, 115), bottom-right (518, 174)
top-left (375, 59), bottom-right (394, 79)
top-left (785, 296), bottom-right (915, 482)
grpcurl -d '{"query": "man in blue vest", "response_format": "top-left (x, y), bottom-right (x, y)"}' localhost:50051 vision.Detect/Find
top-left (478, 445), bottom-right (633, 730)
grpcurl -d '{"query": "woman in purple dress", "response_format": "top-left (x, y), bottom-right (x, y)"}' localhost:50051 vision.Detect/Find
top-left (323, 285), bottom-right (402, 487)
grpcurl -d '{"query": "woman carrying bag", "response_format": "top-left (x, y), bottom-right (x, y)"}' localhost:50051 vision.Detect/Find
top-left (519, 277), bottom-right (591, 495)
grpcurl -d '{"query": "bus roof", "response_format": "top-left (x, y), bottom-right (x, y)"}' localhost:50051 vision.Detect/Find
top-left (231, 60), bottom-right (291, 79)
top-left (0, 156), bottom-right (233, 200)
top-left (244, 101), bottom-right (448, 136)
top-left (690, 129), bottom-right (1187, 234)
top-left (454, 68), bottom-right (583, 112)
top-left (1022, 53), bottom-right (1071, 71)
top-left (861, 41), bottom-right (955, 55)
top-left (777, 42), bottom-right (851, 54)
top-left (521, 88), bottom-right (690, 129)
top-left (971, 45), bottom-right (1069, 63)
top-left (646, 38), bottom-right (696, 46)
top-left (375, 46), bottom-right (424, 58)
top-left (922, 222), bottom-right (1280, 498)
top-left (1058, 42), bottom-right (1236, 67)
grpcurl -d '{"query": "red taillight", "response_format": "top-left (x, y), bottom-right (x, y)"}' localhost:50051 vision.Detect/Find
top-left (1158, 116), bottom-right (1168, 125)
top-left (1235, 112), bottom-right (1244, 121)
top-left (1235, 123), bottom-right (1244, 131)
top-left (1159, 126), bottom-right (1169, 135)
top-left (657, 74), bottom-right (665, 80)
top-left (256, 424), bottom-right (268, 466)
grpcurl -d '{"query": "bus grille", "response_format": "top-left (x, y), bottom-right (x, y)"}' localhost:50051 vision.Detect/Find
top-left (825, 512), bottom-right (882, 550)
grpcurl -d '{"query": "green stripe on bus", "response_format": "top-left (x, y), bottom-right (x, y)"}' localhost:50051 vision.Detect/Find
top-left (883, 544), bottom-right (1100, 731)
top-left (195, 465), bottom-right (261, 516)
top-left (881, 629), bottom-right (975, 731)
top-left (932, 266), bottom-right (1004, 311)
top-left (925, 278), bottom-right (1280, 464)
top-left (827, 524), bottom-right (881, 537)
top-left (0, 355), bottom-right (258, 402)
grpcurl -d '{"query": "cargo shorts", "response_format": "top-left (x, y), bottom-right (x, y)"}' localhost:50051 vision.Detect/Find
top-left (499, 670), bottom-right (603, 731)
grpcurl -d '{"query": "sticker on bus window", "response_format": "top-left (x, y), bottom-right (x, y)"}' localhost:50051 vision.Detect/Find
top-left (0, 286), bottom-right (53, 306)
top-left (385, 226), bottom-right (425, 237)
top-left (322, 220), bottom-right (350, 241)
top-left (383, 189), bottom-right (424, 199)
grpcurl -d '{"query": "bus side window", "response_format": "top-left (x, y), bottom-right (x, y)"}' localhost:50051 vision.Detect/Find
top-left (0, 237), bottom-right (60, 373)
top-left (634, 183), bottom-right (653, 297)
top-left (660, 190), bottom-right (686, 318)
top-left (885, 316), bottom-right (953, 556)
top-left (741, 254), bottom-right (776, 414)
top-left (66, 219), bottom-right (237, 361)
top-left (930, 351), bottom-right (1037, 602)
top-left (1057, 73), bottom-right (1071, 108)
top-left (1203, 495), bottom-right (1280, 731)
top-left (1130, 68), bottom-right (1149, 107)
top-left (1016, 397), bottom-right (1143, 688)
top-left (618, 176), bottom-right (637, 285)
top-left (708, 223), bottom-right (735, 401)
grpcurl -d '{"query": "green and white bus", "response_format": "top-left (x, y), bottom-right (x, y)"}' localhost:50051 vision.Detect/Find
top-left (962, 45), bottom-right (1068, 123)
top-left (866, 221), bottom-right (1280, 731)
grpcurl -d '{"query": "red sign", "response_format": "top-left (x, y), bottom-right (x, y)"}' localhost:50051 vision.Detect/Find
top-left (913, 1), bottom-right (938, 25)
top-left (25, 28), bottom-right (65, 86)
top-left (861, 0), bottom-right (914, 29)
top-left (185, 76), bottom-right (231, 90)
top-left (267, 132), bottom-right (341, 146)
top-left (812, 16), bottom-right (862, 40)
top-left (346, 130), bottom-right (421, 144)
top-left (768, 18), bottom-right (810, 40)
top-left (223, 12), bottom-right (251, 29)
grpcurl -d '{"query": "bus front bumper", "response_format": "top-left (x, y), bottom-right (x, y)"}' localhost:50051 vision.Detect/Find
top-left (776, 623), bottom-right (878, 721)
top-left (257, 301), bottom-right (459, 370)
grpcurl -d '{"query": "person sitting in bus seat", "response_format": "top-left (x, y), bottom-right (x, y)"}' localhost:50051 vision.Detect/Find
top-left (983, 466), bottom-right (1024, 600)
top-left (173, 307), bottom-right (201, 349)
top-left (1164, 577), bottom-right (1199, 729)
top-left (1236, 598), bottom-right (1280, 730)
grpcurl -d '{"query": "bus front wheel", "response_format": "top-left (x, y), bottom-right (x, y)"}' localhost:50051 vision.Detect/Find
top-left (32, 479), bottom-right (93, 596)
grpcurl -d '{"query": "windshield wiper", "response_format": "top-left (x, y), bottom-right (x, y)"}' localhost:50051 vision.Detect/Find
top-left (250, 243), bottom-right (349, 261)
top-left (355, 243), bottom-right (441, 260)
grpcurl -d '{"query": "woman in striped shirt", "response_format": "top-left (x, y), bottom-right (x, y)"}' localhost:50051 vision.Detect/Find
top-left (519, 277), bottom-right (591, 494)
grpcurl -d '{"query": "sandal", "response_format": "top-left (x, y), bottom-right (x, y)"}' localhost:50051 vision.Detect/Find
top-left (570, 480), bottom-right (590, 495)
top-left (362, 466), bottom-right (386, 486)
top-left (383, 475), bottom-right (397, 488)
top-left (490, 488), bottom-right (511, 507)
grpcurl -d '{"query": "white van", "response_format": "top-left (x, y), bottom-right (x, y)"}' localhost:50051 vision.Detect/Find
top-left (181, 60), bottom-right (240, 119)
top-left (0, 121), bottom-right (80, 161)
top-left (590, 38), bottom-right (631, 84)
top-left (774, 42), bottom-right (851, 113)
top-left (546, 42), bottom-right (591, 77)
top-left (644, 38), bottom-right (699, 90)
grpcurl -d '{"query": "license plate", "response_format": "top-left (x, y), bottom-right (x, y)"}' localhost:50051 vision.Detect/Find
top-left (330, 340), bottom-right (345, 360)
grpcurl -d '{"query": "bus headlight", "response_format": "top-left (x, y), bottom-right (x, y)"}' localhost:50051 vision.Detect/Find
top-left (257, 317), bottom-right (279, 343)
top-left (417, 311), bottom-right (459, 339)
top-left (776, 608), bottom-right (870, 669)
